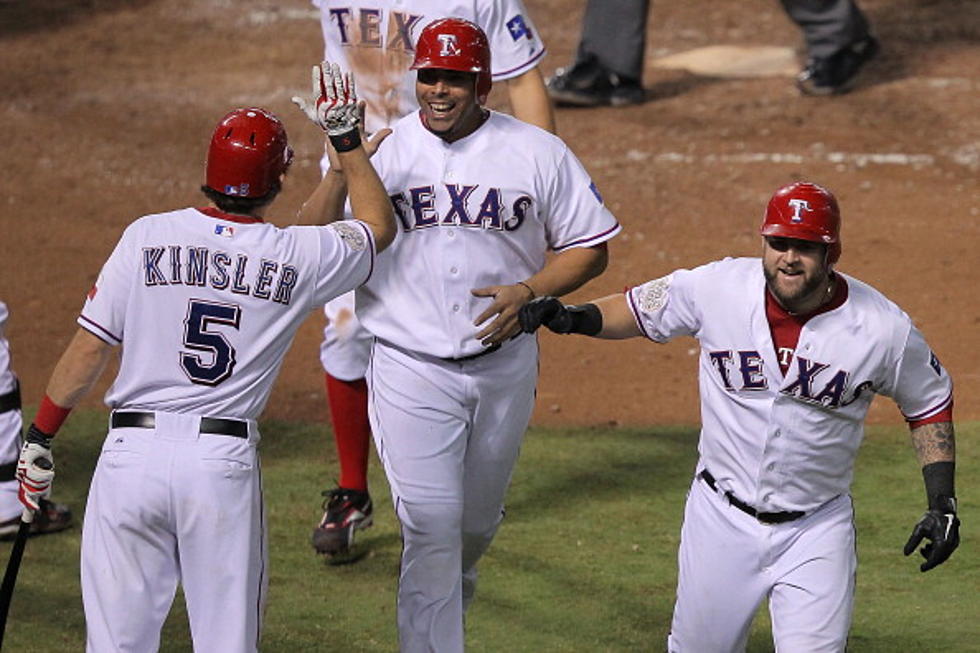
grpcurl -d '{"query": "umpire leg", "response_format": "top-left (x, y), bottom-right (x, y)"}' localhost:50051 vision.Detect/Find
top-left (780, 0), bottom-right (872, 59)
top-left (576, 0), bottom-right (651, 81)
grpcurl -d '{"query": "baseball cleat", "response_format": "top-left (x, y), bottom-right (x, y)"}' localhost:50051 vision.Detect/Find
top-left (796, 36), bottom-right (879, 96)
top-left (0, 498), bottom-right (73, 541)
top-left (311, 487), bottom-right (373, 556)
top-left (546, 56), bottom-right (645, 107)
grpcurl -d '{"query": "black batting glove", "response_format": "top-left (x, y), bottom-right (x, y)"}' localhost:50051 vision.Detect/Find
top-left (903, 495), bottom-right (960, 572)
top-left (519, 297), bottom-right (569, 334)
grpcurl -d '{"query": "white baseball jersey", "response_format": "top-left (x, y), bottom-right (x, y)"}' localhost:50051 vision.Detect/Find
top-left (0, 301), bottom-right (22, 522)
top-left (0, 302), bottom-right (14, 397)
top-left (628, 257), bottom-right (953, 513)
top-left (312, 0), bottom-right (546, 134)
top-left (80, 208), bottom-right (376, 418)
top-left (77, 207), bottom-right (377, 652)
top-left (356, 111), bottom-right (621, 358)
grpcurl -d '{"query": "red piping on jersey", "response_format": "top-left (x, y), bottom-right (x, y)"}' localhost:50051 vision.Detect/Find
top-left (553, 226), bottom-right (620, 252)
top-left (197, 207), bottom-right (265, 224)
top-left (906, 393), bottom-right (954, 428)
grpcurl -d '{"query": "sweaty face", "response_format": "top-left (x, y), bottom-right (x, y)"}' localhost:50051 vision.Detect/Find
top-left (762, 236), bottom-right (832, 313)
top-left (416, 68), bottom-right (483, 142)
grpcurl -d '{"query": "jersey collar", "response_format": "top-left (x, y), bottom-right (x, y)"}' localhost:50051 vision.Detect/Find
top-left (197, 206), bottom-right (265, 224)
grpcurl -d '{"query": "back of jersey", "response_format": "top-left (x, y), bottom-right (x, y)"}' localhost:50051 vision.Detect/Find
top-left (79, 208), bottom-right (374, 419)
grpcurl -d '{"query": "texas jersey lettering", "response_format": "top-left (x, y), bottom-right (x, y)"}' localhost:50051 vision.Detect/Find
top-left (356, 111), bottom-right (621, 359)
top-left (628, 257), bottom-right (952, 513)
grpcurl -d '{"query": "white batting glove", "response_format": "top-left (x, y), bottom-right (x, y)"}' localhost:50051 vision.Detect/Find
top-left (292, 61), bottom-right (360, 137)
top-left (16, 425), bottom-right (55, 513)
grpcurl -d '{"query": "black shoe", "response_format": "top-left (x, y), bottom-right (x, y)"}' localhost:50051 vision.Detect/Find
top-left (797, 36), bottom-right (879, 96)
top-left (547, 56), bottom-right (645, 107)
top-left (311, 487), bottom-right (373, 556)
top-left (0, 499), bottom-right (73, 541)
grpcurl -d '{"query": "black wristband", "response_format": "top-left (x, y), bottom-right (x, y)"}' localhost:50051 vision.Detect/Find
top-left (922, 461), bottom-right (955, 512)
top-left (328, 128), bottom-right (361, 153)
top-left (566, 303), bottom-right (603, 336)
top-left (25, 423), bottom-right (53, 449)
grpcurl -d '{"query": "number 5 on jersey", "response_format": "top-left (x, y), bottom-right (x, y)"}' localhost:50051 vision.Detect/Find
top-left (181, 299), bottom-right (241, 385)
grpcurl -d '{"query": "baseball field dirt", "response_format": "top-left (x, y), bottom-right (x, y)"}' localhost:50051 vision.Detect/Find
top-left (1, 0), bottom-right (977, 428)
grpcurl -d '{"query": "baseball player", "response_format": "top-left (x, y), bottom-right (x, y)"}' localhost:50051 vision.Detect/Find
top-left (0, 301), bottom-right (72, 540)
top-left (15, 70), bottom-right (396, 652)
top-left (519, 181), bottom-right (960, 652)
top-left (306, 18), bottom-right (620, 651)
top-left (306, 0), bottom-right (555, 557)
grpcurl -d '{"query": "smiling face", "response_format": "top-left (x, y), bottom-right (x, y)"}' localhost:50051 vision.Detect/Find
top-left (415, 68), bottom-right (485, 143)
top-left (762, 236), bottom-right (834, 314)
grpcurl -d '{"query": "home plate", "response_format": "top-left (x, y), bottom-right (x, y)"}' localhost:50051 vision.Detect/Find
top-left (652, 46), bottom-right (798, 78)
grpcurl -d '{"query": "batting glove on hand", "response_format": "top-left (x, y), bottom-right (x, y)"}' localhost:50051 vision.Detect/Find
top-left (903, 496), bottom-right (960, 572)
top-left (519, 297), bottom-right (571, 334)
top-left (16, 424), bottom-right (55, 513)
top-left (292, 61), bottom-right (361, 149)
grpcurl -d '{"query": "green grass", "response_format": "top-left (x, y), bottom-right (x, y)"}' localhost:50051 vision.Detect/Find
top-left (2, 412), bottom-right (977, 652)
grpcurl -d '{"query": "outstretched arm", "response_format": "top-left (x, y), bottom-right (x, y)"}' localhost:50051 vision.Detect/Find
top-left (518, 290), bottom-right (643, 340)
top-left (293, 62), bottom-right (395, 250)
top-left (471, 243), bottom-right (607, 347)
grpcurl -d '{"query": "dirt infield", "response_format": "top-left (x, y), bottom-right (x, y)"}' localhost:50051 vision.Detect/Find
top-left (2, 0), bottom-right (977, 428)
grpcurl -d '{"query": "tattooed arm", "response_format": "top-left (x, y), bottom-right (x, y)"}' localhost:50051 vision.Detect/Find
top-left (910, 420), bottom-right (955, 467)
top-left (904, 420), bottom-right (959, 571)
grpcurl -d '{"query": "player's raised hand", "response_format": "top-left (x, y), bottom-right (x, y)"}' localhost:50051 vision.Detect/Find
top-left (15, 424), bottom-right (55, 512)
top-left (472, 283), bottom-right (536, 346)
top-left (903, 498), bottom-right (960, 572)
top-left (292, 61), bottom-right (359, 137)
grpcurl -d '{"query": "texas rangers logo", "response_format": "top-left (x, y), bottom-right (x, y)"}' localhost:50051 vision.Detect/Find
top-left (437, 34), bottom-right (460, 57)
top-left (787, 198), bottom-right (810, 223)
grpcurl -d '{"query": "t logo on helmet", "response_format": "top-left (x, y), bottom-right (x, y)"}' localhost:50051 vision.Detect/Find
top-left (788, 198), bottom-right (811, 223)
top-left (437, 34), bottom-right (460, 57)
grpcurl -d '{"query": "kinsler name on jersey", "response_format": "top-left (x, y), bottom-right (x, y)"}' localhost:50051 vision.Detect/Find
top-left (141, 244), bottom-right (299, 305)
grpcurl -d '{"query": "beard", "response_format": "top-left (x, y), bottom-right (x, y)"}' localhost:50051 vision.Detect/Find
top-left (763, 264), bottom-right (829, 312)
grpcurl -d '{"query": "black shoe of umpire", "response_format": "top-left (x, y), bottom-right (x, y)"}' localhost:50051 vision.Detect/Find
top-left (796, 36), bottom-right (879, 96)
top-left (547, 55), bottom-right (645, 107)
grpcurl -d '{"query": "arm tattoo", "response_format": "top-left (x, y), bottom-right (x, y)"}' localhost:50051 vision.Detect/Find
top-left (910, 421), bottom-right (955, 466)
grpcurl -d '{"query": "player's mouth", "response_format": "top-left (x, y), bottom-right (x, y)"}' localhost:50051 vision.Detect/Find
top-left (426, 100), bottom-right (456, 119)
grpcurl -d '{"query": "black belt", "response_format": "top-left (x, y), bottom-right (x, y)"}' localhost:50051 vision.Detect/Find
top-left (443, 343), bottom-right (501, 363)
top-left (0, 381), bottom-right (21, 415)
top-left (111, 411), bottom-right (248, 439)
top-left (699, 469), bottom-right (805, 524)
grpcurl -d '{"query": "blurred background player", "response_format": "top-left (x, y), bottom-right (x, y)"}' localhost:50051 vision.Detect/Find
top-left (307, 0), bottom-right (556, 557)
top-left (15, 77), bottom-right (397, 651)
top-left (0, 300), bottom-right (72, 541)
top-left (547, 0), bottom-right (878, 106)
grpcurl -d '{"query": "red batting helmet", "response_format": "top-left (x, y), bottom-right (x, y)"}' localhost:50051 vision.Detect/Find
top-left (205, 107), bottom-right (293, 199)
top-left (761, 181), bottom-right (842, 263)
top-left (411, 18), bottom-right (492, 103)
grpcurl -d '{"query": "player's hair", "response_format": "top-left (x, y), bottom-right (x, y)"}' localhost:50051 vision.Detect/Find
top-left (200, 184), bottom-right (279, 216)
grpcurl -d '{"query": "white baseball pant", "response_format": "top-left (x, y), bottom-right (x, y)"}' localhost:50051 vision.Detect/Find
top-left (367, 336), bottom-right (538, 653)
top-left (82, 411), bottom-right (266, 653)
top-left (668, 475), bottom-right (856, 652)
